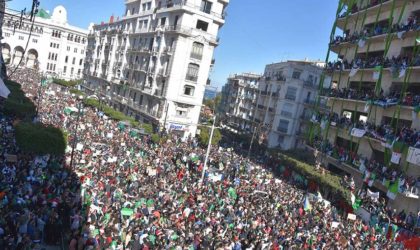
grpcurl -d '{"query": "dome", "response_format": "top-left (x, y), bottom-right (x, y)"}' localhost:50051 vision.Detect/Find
top-left (51, 5), bottom-right (68, 25)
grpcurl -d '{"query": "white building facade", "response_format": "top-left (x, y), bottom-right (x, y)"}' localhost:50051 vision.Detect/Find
top-left (253, 60), bottom-right (323, 150)
top-left (2, 5), bottom-right (88, 80)
top-left (220, 73), bottom-right (261, 134)
top-left (83, 0), bottom-right (229, 137)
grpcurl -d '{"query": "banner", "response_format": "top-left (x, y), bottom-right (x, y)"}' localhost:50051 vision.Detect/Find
top-left (347, 213), bottom-right (357, 220)
top-left (367, 189), bottom-right (379, 201)
top-left (406, 147), bottom-right (420, 166)
top-left (349, 67), bottom-right (358, 77)
top-left (391, 152), bottom-right (401, 164)
top-left (350, 128), bottom-right (366, 138)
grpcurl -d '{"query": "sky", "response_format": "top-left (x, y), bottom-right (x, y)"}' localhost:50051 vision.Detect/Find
top-left (9, 0), bottom-right (338, 90)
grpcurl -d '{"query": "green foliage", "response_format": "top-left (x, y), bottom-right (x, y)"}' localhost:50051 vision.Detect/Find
top-left (15, 122), bottom-right (67, 155)
top-left (83, 98), bottom-right (152, 133)
top-left (69, 88), bottom-right (85, 96)
top-left (2, 80), bottom-right (36, 119)
top-left (198, 126), bottom-right (222, 146)
top-left (52, 78), bottom-right (82, 88)
top-left (151, 133), bottom-right (161, 144)
top-left (277, 153), bottom-right (352, 204)
top-left (271, 149), bottom-right (316, 165)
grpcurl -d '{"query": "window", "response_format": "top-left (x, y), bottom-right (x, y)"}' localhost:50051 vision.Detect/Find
top-left (54, 54), bottom-right (58, 61)
top-left (72, 57), bottom-right (76, 64)
top-left (285, 86), bottom-right (297, 101)
top-left (4, 33), bottom-right (10, 37)
top-left (19, 36), bottom-right (24, 40)
top-left (176, 109), bottom-right (187, 117)
top-left (71, 67), bottom-right (74, 75)
top-left (184, 85), bottom-right (195, 96)
top-left (292, 70), bottom-right (302, 79)
top-left (65, 56), bottom-right (68, 63)
top-left (50, 42), bottom-right (53, 48)
top-left (47, 63), bottom-right (50, 70)
top-left (63, 66), bottom-right (67, 73)
top-left (32, 38), bottom-right (38, 43)
top-left (48, 52), bottom-right (51, 60)
top-left (160, 17), bottom-right (166, 26)
top-left (77, 69), bottom-right (81, 76)
top-left (277, 119), bottom-right (289, 133)
top-left (53, 64), bottom-right (56, 71)
top-left (81, 50), bottom-right (84, 54)
top-left (147, 2), bottom-right (151, 10)
top-left (200, 0), bottom-right (212, 14)
top-left (196, 20), bottom-right (209, 31)
top-left (186, 63), bottom-right (199, 82)
top-left (281, 103), bottom-right (294, 118)
top-left (278, 135), bottom-right (285, 144)
top-left (79, 59), bottom-right (83, 65)
top-left (67, 46), bottom-right (70, 51)
top-left (57, 44), bottom-right (59, 49)
top-left (191, 42), bottom-right (204, 60)
top-left (74, 48), bottom-right (78, 53)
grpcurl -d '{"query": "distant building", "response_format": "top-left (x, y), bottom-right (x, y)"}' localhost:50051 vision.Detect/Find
top-left (254, 60), bottom-right (323, 150)
top-left (220, 72), bottom-right (261, 134)
top-left (204, 86), bottom-right (217, 100)
top-left (2, 6), bottom-right (88, 80)
top-left (83, 0), bottom-right (229, 138)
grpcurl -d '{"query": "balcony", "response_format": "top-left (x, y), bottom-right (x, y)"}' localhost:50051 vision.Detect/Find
top-left (156, 0), bottom-right (226, 20)
top-left (337, 0), bottom-right (395, 28)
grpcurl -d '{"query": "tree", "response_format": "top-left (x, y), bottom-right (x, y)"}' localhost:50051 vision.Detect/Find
top-left (198, 126), bottom-right (222, 146)
top-left (15, 122), bottom-right (67, 155)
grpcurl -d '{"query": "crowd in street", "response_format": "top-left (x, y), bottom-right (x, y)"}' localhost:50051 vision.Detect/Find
top-left (1, 69), bottom-right (419, 249)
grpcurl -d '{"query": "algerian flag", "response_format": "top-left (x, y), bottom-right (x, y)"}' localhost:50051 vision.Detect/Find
top-left (121, 207), bottom-right (134, 216)
top-left (364, 100), bottom-right (373, 113)
top-left (399, 66), bottom-right (406, 79)
top-left (0, 78), bottom-right (11, 98)
top-left (358, 39), bottom-right (366, 48)
top-left (228, 187), bottom-right (237, 200)
top-left (416, 37), bottom-right (420, 44)
top-left (349, 67), bottom-right (358, 77)
top-left (303, 196), bottom-right (312, 211)
top-left (387, 181), bottom-right (399, 200)
top-left (373, 66), bottom-right (382, 80)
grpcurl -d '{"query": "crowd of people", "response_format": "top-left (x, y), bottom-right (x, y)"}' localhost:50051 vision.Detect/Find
top-left (321, 87), bottom-right (420, 108)
top-left (1, 68), bottom-right (419, 249)
top-left (325, 55), bottom-right (420, 72)
top-left (331, 14), bottom-right (419, 46)
top-left (339, 0), bottom-right (391, 18)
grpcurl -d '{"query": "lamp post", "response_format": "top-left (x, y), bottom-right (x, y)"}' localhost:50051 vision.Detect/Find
top-left (201, 115), bottom-right (216, 183)
top-left (35, 75), bottom-right (47, 119)
top-left (69, 95), bottom-right (84, 170)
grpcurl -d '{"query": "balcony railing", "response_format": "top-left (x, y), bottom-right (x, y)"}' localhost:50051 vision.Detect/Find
top-left (338, 0), bottom-right (391, 19)
top-left (186, 75), bottom-right (198, 82)
top-left (156, 0), bottom-right (225, 19)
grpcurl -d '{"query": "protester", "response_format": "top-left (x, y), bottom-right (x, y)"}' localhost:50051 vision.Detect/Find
top-left (1, 68), bottom-right (418, 249)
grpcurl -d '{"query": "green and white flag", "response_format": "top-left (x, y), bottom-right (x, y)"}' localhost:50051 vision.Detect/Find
top-left (373, 66), bottom-right (382, 81)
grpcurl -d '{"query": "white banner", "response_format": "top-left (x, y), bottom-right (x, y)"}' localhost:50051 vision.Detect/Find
top-left (351, 128), bottom-right (366, 138)
top-left (367, 189), bottom-right (379, 201)
top-left (406, 147), bottom-right (420, 166)
top-left (391, 152), bottom-right (401, 164)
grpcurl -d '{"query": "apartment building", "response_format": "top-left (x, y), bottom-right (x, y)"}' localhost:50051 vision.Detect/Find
top-left (220, 73), bottom-right (261, 134)
top-left (2, 6), bottom-right (88, 80)
top-left (83, 0), bottom-right (229, 138)
top-left (314, 0), bottom-right (420, 212)
top-left (254, 60), bottom-right (324, 150)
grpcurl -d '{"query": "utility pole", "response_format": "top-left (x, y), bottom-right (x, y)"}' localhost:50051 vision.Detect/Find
top-left (248, 125), bottom-right (257, 159)
top-left (201, 115), bottom-right (216, 183)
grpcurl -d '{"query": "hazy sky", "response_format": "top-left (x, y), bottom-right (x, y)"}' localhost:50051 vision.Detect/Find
top-left (9, 0), bottom-right (339, 89)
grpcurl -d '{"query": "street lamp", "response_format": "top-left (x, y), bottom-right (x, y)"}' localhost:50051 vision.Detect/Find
top-left (35, 75), bottom-right (47, 119)
top-left (69, 95), bottom-right (84, 170)
top-left (201, 115), bottom-right (217, 183)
